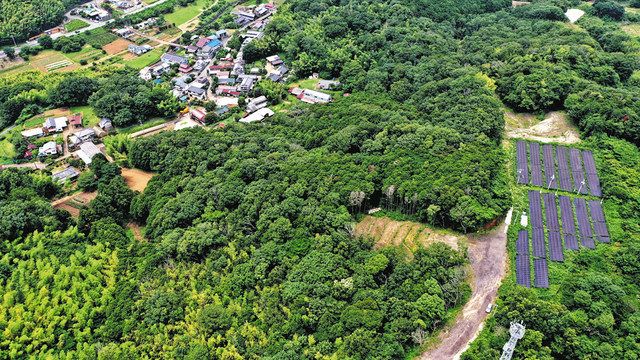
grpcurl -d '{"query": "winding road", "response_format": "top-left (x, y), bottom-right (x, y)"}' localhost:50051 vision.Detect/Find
top-left (419, 213), bottom-right (510, 360)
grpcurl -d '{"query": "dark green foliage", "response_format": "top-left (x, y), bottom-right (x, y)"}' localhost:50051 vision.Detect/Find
top-left (0, 0), bottom-right (87, 41)
top-left (50, 76), bottom-right (99, 107)
top-left (592, 0), bottom-right (625, 21)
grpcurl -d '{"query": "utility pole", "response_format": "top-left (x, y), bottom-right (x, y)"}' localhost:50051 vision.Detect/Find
top-left (576, 179), bottom-right (585, 195)
top-left (547, 174), bottom-right (555, 190)
top-left (500, 322), bottom-right (526, 360)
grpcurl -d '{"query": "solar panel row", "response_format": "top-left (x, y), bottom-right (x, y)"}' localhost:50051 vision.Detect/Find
top-left (516, 141), bottom-right (529, 184)
top-left (548, 231), bottom-right (564, 261)
top-left (534, 258), bottom-right (549, 288)
top-left (575, 198), bottom-right (595, 249)
top-left (516, 230), bottom-right (529, 255)
top-left (556, 146), bottom-right (572, 192)
top-left (582, 151), bottom-right (602, 197)
top-left (516, 254), bottom-right (531, 288)
top-left (589, 200), bottom-right (610, 243)
top-left (570, 148), bottom-right (588, 195)
top-left (558, 195), bottom-right (579, 251)
top-left (529, 190), bottom-right (543, 229)
top-left (542, 144), bottom-right (556, 189)
top-left (543, 193), bottom-right (559, 231)
top-left (532, 228), bottom-right (546, 258)
top-left (530, 142), bottom-right (544, 187)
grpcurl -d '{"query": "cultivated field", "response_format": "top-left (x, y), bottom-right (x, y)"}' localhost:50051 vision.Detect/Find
top-left (52, 191), bottom-right (98, 217)
top-left (30, 51), bottom-right (77, 72)
top-left (103, 38), bottom-right (134, 55)
top-left (121, 168), bottom-right (155, 192)
top-left (355, 215), bottom-right (462, 254)
top-left (125, 48), bottom-right (163, 69)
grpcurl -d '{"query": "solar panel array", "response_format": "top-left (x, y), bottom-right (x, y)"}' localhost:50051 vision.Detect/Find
top-left (516, 141), bottom-right (529, 184)
top-left (514, 141), bottom-right (611, 289)
top-left (515, 141), bottom-right (601, 196)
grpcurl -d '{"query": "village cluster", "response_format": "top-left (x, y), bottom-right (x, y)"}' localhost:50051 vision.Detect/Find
top-left (19, 114), bottom-right (115, 182)
top-left (135, 2), bottom-right (338, 125)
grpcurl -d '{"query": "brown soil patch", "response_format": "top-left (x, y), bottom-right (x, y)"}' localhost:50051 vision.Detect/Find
top-left (505, 111), bottom-right (581, 144)
top-left (103, 38), bottom-right (133, 55)
top-left (52, 191), bottom-right (97, 218)
top-left (121, 167), bottom-right (155, 192)
top-left (355, 216), bottom-right (461, 255)
top-left (128, 222), bottom-right (146, 241)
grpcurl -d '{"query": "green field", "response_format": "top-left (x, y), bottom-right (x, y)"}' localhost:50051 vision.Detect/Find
top-left (0, 138), bottom-right (16, 163)
top-left (66, 45), bottom-right (105, 63)
top-left (65, 19), bottom-right (90, 32)
top-left (70, 105), bottom-right (100, 127)
top-left (164, 0), bottom-right (209, 26)
top-left (79, 28), bottom-right (118, 48)
top-left (124, 48), bottom-right (163, 69)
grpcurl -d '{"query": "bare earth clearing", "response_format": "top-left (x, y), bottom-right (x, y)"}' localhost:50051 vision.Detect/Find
top-left (121, 167), bottom-right (155, 192)
top-left (505, 111), bottom-right (581, 144)
top-left (420, 219), bottom-right (508, 360)
top-left (103, 38), bottom-right (134, 55)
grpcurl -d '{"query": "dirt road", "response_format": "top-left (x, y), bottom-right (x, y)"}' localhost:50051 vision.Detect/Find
top-left (419, 217), bottom-right (509, 360)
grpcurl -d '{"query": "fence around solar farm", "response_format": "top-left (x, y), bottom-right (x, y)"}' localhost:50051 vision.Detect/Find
top-left (514, 141), bottom-right (612, 288)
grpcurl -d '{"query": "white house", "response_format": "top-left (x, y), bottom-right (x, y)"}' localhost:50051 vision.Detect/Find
top-left (38, 141), bottom-right (58, 156)
top-left (76, 142), bottom-right (102, 165)
top-left (240, 108), bottom-right (274, 123)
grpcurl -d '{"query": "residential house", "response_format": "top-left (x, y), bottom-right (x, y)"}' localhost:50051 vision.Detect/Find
top-left (289, 87), bottom-right (304, 97)
top-left (186, 45), bottom-right (199, 54)
top-left (74, 128), bottom-right (96, 142)
top-left (76, 142), bottom-right (102, 165)
top-left (141, 61), bottom-right (171, 80)
top-left (299, 89), bottom-right (332, 104)
top-left (179, 63), bottom-right (194, 74)
top-left (21, 127), bottom-right (44, 138)
top-left (216, 85), bottom-right (240, 97)
top-left (234, 10), bottom-right (256, 22)
top-left (240, 108), bottom-right (274, 123)
top-left (190, 108), bottom-right (207, 123)
top-left (98, 118), bottom-right (113, 132)
top-left (215, 106), bottom-right (230, 116)
top-left (161, 53), bottom-right (188, 65)
top-left (38, 141), bottom-right (59, 157)
top-left (246, 96), bottom-right (268, 113)
top-left (266, 55), bottom-right (283, 66)
top-left (187, 86), bottom-right (206, 99)
top-left (68, 114), bottom-right (83, 128)
top-left (209, 62), bottom-right (234, 72)
top-left (244, 31), bottom-right (264, 40)
top-left (216, 30), bottom-right (228, 39)
top-left (114, 28), bottom-right (134, 39)
top-left (318, 79), bottom-right (341, 90)
top-left (193, 60), bottom-right (207, 72)
top-left (43, 117), bottom-right (67, 133)
top-left (129, 44), bottom-right (152, 55)
top-left (237, 74), bottom-right (259, 92)
top-left (52, 167), bottom-right (81, 183)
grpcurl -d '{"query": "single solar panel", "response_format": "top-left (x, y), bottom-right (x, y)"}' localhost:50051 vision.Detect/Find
top-left (516, 230), bottom-right (529, 255)
top-left (532, 228), bottom-right (546, 258)
top-left (516, 141), bottom-right (529, 184)
top-left (548, 231), bottom-right (564, 261)
top-left (570, 148), bottom-right (587, 194)
top-left (564, 234), bottom-right (579, 250)
top-left (542, 144), bottom-right (556, 189)
top-left (556, 146), bottom-right (572, 191)
top-left (543, 193), bottom-right (559, 231)
top-left (529, 190), bottom-right (543, 229)
top-left (530, 143), bottom-right (544, 187)
top-left (534, 258), bottom-right (549, 288)
top-left (516, 254), bottom-right (531, 288)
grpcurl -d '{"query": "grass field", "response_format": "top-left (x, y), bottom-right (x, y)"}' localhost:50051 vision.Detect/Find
top-left (65, 19), bottom-right (90, 32)
top-left (70, 105), bottom-right (100, 127)
top-left (622, 23), bottom-right (640, 36)
top-left (80, 28), bottom-right (118, 48)
top-left (124, 48), bottom-right (163, 69)
top-left (0, 139), bottom-right (16, 163)
top-left (165, 0), bottom-right (209, 26)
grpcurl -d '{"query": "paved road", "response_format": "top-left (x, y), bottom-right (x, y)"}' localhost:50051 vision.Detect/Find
top-left (419, 211), bottom-right (510, 360)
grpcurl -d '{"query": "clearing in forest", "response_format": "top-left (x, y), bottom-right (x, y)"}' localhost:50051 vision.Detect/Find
top-left (121, 168), bottom-right (155, 192)
top-left (355, 215), bottom-right (461, 255)
top-left (52, 191), bottom-right (97, 217)
top-left (505, 111), bottom-right (580, 144)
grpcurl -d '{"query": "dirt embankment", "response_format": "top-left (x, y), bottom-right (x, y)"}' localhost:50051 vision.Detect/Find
top-left (355, 216), bottom-right (461, 256)
top-left (505, 111), bottom-right (581, 144)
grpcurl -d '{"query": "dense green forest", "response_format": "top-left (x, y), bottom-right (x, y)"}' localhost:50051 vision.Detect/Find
top-left (2, 0), bottom-right (640, 358)
top-left (0, 0), bottom-right (87, 42)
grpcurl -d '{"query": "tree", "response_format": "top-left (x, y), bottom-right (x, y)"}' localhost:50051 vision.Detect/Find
top-left (2, 47), bottom-right (15, 59)
top-left (38, 35), bottom-right (53, 49)
top-left (50, 76), bottom-right (98, 106)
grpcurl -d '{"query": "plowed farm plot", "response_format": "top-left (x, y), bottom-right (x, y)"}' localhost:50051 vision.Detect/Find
top-left (103, 38), bottom-right (133, 55)
top-left (52, 191), bottom-right (97, 217)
